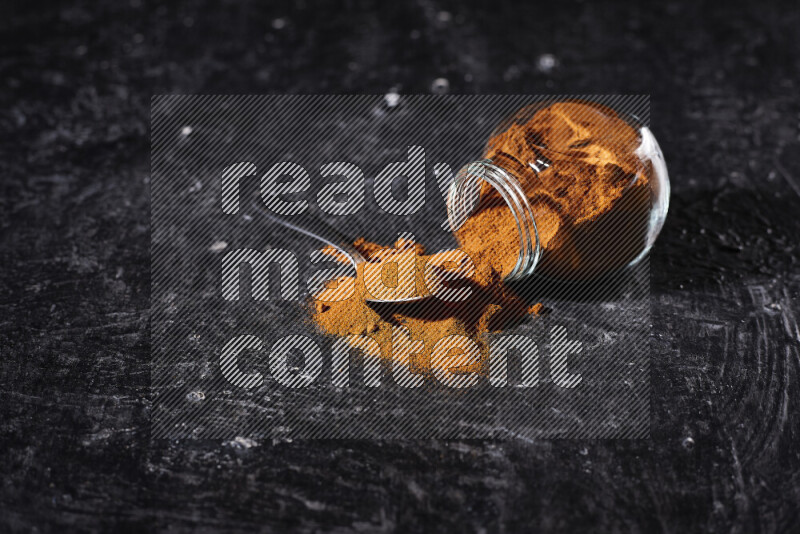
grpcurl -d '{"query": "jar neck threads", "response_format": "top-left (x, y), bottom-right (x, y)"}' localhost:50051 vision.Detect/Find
top-left (447, 159), bottom-right (541, 281)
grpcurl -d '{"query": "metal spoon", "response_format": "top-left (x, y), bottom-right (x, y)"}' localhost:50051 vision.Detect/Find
top-left (253, 203), bottom-right (432, 304)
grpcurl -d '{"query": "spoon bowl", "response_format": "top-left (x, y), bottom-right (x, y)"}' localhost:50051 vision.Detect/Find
top-left (252, 203), bottom-right (434, 305)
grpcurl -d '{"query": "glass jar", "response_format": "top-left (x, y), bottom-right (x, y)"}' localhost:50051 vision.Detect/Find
top-left (446, 99), bottom-right (670, 281)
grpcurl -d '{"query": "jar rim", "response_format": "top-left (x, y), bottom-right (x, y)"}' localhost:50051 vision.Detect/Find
top-left (447, 160), bottom-right (542, 281)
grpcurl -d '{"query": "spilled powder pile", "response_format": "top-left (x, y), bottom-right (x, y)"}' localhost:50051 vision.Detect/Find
top-left (311, 237), bottom-right (541, 376)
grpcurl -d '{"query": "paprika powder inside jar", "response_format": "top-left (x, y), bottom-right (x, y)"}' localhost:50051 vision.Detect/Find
top-left (447, 99), bottom-right (670, 281)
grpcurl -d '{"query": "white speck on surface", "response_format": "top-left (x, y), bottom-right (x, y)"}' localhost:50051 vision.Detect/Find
top-left (431, 77), bottom-right (449, 94)
top-left (188, 180), bottom-right (202, 193)
top-left (181, 126), bottom-right (193, 136)
top-left (209, 241), bottom-right (228, 252)
top-left (537, 53), bottom-right (557, 72)
top-left (243, 214), bottom-right (253, 222)
top-left (503, 65), bottom-right (521, 81)
top-left (272, 18), bottom-right (287, 30)
top-left (384, 92), bottom-right (400, 107)
top-left (186, 391), bottom-right (205, 403)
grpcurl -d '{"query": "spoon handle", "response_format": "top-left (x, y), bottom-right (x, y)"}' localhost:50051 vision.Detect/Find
top-left (250, 202), bottom-right (365, 267)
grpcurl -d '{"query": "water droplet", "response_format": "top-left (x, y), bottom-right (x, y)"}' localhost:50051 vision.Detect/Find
top-left (272, 18), bottom-right (287, 30)
top-left (682, 436), bottom-right (695, 449)
top-left (437, 11), bottom-right (452, 23)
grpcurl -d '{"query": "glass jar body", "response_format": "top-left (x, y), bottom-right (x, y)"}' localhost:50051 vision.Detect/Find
top-left (447, 99), bottom-right (670, 281)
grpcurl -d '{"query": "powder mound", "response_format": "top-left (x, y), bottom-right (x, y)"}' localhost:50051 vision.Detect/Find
top-left (310, 237), bottom-right (541, 377)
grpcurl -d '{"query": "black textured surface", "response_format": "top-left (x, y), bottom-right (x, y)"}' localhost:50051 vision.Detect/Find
top-left (150, 94), bottom-right (652, 440)
top-left (2, 0), bottom-right (800, 532)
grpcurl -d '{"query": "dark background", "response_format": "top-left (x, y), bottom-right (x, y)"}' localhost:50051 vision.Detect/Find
top-left (1, 0), bottom-right (799, 532)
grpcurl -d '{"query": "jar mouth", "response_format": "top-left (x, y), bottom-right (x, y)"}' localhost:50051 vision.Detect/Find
top-left (447, 160), bottom-right (542, 281)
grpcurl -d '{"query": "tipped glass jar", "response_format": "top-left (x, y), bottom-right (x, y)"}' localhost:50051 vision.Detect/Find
top-left (447, 99), bottom-right (670, 281)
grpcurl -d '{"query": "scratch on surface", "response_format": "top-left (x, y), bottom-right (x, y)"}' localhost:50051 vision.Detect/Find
top-left (777, 346), bottom-right (790, 435)
top-left (774, 154), bottom-right (800, 199)
top-left (729, 440), bottom-right (751, 519)
top-left (779, 287), bottom-right (800, 342)
top-left (747, 285), bottom-right (770, 307)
